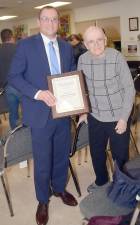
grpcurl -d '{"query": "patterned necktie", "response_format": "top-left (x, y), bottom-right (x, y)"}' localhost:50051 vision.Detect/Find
top-left (48, 41), bottom-right (60, 75)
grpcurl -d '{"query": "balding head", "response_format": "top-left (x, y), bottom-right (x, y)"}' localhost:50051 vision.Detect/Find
top-left (84, 26), bottom-right (106, 41)
top-left (83, 26), bottom-right (107, 57)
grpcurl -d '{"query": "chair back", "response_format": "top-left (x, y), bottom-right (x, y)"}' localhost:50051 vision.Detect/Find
top-left (70, 122), bottom-right (89, 157)
top-left (134, 73), bottom-right (140, 93)
top-left (4, 125), bottom-right (33, 167)
top-left (0, 140), bottom-right (4, 174)
top-left (0, 89), bottom-right (9, 114)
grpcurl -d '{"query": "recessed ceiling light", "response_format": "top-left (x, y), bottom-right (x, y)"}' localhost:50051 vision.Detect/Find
top-left (35, 1), bottom-right (71, 9)
top-left (17, 0), bottom-right (23, 3)
top-left (0, 15), bottom-right (18, 20)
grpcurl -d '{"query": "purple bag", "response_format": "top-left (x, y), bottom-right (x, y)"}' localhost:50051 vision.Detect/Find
top-left (88, 215), bottom-right (122, 225)
top-left (87, 213), bottom-right (133, 225)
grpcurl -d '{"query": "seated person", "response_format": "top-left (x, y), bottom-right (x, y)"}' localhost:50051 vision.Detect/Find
top-left (67, 34), bottom-right (87, 65)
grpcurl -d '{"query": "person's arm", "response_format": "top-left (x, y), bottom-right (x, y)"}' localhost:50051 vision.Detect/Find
top-left (35, 90), bottom-right (56, 106)
top-left (76, 55), bottom-right (88, 126)
top-left (116, 52), bottom-right (135, 122)
top-left (115, 52), bottom-right (135, 134)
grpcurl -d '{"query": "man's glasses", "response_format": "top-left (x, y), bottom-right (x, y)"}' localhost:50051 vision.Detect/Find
top-left (87, 38), bottom-right (105, 46)
top-left (40, 17), bottom-right (59, 23)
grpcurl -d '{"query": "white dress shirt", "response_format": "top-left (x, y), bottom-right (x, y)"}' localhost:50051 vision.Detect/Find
top-left (34, 33), bottom-right (61, 99)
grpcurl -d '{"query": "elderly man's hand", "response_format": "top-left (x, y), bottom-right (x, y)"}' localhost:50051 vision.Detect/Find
top-left (115, 119), bottom-right (127, 134)
top-left (37, 90), bottom-right (56, 107)
top-left (77, 114), bottom-right (88, 127)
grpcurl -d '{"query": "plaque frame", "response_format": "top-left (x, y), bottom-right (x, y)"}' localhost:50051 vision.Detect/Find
top-left (47, 70), bottom-right (90, 118)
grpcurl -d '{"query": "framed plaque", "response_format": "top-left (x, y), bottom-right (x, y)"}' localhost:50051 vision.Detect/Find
top-left (129, 17), bottom-right (139, 31)
top-left (47, 70), bottom-right (90, 118)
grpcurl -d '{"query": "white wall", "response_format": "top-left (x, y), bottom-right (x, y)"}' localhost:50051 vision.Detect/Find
top-left (74, 1), bottom-right (121, 22)
top-left (0, 21), bottom-right (14, 30)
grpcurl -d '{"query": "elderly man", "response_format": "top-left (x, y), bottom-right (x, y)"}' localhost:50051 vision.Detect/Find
top-left (78, 26), bottom-right (135, 193)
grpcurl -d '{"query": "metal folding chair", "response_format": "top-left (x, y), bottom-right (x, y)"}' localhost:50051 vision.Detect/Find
top-left (0, 140), bottom-right (14, 216)
top-left (2, 125), bottom-right (33, 216)
top-left (69, 122), bottom-right (89, 197)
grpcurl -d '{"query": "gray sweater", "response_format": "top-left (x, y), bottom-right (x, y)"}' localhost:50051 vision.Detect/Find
top-left (78, 48), bottom-right (135, 122)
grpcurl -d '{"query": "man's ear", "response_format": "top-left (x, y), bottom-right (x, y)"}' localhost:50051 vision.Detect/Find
top-left (84, 41), bottom-right (89, 50)
top-left (58, 21), bottom-right (60, 30)
top-left (37, 18), bottom-right (40, 27)
top-left (104, 37), bottom-right (107, 46)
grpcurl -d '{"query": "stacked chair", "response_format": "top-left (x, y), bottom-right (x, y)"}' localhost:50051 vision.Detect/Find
top-left (0, 125), bottom-right (33, 216)
top-left (69, 121), bottom-right (89, 197)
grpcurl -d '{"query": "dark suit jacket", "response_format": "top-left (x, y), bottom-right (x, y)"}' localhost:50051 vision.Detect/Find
top-left (8, 33), bottom-right (76, 128)
top-left (0, 43), bottom-right (16, 87)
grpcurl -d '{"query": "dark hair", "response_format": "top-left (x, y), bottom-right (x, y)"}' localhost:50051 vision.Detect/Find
top-left (67, 34), bottom-right (82, 42)
top-left (0, 29), bottom-right (13, 42)
top-left (38, 6), bottom-right (60, 19)
top-left (102, 28), bottom-right (106, 35)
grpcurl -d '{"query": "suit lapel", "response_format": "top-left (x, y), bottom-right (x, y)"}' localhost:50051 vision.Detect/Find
top-left (57, 38), bottom-right (64, 73)
top-left (35, 33), bottom-right (51, 75)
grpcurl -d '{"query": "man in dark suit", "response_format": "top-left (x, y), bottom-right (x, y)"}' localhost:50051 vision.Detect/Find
top-left (0, 29), bottom-right (20, 129)
top-left (8, 6), bottom-right (77, 225)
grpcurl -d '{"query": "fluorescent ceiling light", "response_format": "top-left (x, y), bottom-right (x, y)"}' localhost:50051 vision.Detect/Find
top-left (35, 1), bottom-right (71, 9)
top-left (0, 15), bottom-right (18, 20)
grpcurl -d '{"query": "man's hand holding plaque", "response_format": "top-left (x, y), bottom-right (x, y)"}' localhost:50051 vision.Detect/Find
top-left (36, 90), bottom-right (56, 107)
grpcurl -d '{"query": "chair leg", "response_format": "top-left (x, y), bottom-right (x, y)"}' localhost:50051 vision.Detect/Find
top-left (78, 151), bottom-right (82, 165)
top-left (84, 146), bottom-right (88, 163)
top-left (106, 150), bottom-right (114, 175)
top-left (134, 120), bottom-right (138, 135)
top-left (130, 129), bottom-right (139, 154)
top-left (27, 160), bottom-right (31, 177)
top-left (130, 202), bottom-right (140, 225)
top-left (3, 113), bottom-right (7, 120)
top-left (69, 159), bottom-right (81, 197)
top-left (1, 173), bottom-right (14, 216)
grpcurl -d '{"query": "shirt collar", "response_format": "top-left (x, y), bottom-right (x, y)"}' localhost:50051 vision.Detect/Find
top-left (40, 32), bottom-right (57, 45)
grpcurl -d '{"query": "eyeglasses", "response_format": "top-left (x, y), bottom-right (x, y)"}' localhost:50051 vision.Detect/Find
top-left (87, 38), bottom-right (105, 46)
top-left (40, 17), bottom-right (59, 23)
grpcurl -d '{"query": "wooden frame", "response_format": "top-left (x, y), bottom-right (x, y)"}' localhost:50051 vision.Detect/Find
top-left (47, 71), bottom-right (90, 118)
top-left (125, 41), bottom-right (140, 56)
top-left (129, 17), bottom-right (139, 31)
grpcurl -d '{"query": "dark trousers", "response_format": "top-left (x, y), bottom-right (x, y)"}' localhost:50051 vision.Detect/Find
top-left (5, 85), bottom-right (21, 130)
top-left (31, 116), bottom-right (71, 203)
top-left (88, 114), bottom-right (130, 186)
